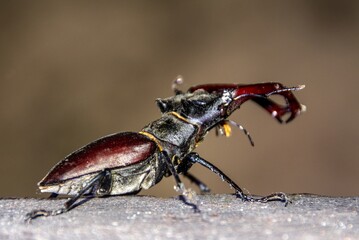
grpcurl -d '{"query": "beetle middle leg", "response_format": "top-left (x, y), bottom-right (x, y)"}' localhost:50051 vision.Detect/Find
top-left (183, 152), bottom-right (290, 205)
top-left (26, 169), bottom-right (112, 221)
top-left (183, 172), bottom-right (210, 193)
top-left (160, 151), bottom-right (200, 212)
top-left (48, 193), bottom-right (59, 199)
top-left (176, 157), bottom-right (210, 193)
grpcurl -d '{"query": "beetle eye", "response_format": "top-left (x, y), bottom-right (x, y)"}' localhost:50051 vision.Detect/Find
top-left (156, 99), bottom-right (171, 113)
top-left (180, 99), bottom-right (191, 109)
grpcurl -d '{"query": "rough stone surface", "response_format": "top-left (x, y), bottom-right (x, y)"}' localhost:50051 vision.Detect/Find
top-left (0, 194), bottom-right (358, 240)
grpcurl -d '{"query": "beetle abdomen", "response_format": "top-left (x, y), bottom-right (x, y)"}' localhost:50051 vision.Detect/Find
top-left (39, 132), bottom-right (157, 187)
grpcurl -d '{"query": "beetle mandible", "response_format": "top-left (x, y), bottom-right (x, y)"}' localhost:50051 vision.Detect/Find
top-left (26, 77), bottom-right (305, 220)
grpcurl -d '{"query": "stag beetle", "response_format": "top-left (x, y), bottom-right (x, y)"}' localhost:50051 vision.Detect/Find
top-left (26, 77), bottom-right (305, 220)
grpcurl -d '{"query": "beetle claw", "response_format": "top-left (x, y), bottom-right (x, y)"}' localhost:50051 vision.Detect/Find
top-left (25, 209), bottom-right (49, 221)
top-left (25, 208), bottom-right (65, 222)
top-left (238, 192), bottom-right (291, 206)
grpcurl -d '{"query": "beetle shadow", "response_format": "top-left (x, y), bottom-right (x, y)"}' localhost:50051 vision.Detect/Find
top-left (68, 189), bottom-right (144, 210)
top-left (67, 195), bottom-right (95, 211)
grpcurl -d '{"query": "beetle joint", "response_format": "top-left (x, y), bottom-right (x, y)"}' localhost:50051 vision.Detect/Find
top-left (139, 131), bottom-right (164, 151)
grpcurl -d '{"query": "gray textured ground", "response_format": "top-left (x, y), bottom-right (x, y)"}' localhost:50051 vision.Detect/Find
top-left (0, 194), bottom-right (358, 240)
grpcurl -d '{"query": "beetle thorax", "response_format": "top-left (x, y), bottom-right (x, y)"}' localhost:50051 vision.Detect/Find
top-left (141, 90), bottom-right (233, 158)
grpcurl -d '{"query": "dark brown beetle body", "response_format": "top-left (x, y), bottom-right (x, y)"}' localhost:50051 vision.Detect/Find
top-left (27, 80), bottom-right (305, 220)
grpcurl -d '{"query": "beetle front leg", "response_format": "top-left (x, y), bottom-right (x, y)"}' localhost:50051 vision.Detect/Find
top-left (183, 152), bottom-right (290, 205)
top-left (26, 169), bottom-right (112, 221)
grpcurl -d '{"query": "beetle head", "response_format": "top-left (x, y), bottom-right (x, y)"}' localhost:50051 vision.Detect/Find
top-left (156, 89), bottom-right (232, 130)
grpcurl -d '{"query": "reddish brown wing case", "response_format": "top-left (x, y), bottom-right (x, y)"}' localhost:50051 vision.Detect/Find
top-left (39, 132), bottom-right (157, 186)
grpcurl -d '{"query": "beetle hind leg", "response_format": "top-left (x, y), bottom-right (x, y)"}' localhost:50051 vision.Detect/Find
top-left (96, 169), bottom-right (113, 196)
top-left (26, 169), bottom-right (112, 221)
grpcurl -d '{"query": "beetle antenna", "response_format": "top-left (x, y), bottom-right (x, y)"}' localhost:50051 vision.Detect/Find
top-left (172, 75), bottom-right (184, 95)
top-left (228, 120), bottom-right (255, 147)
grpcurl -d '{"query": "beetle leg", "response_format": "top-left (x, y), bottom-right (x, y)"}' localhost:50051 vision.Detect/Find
top-left (26, 169), bottom-right (112, 221)
top-left (177, 156), bottom-right (210, 193)
top-left (160, 151), bottom-right (200, 212)
top-left (96, 169), bottom-right (113, 196)
top-left (253, 192), bottom-right (291, 206)
top-left (48, 193), bottom-right (59, 199)
top-left (176, 156), bottom-right (210, 193)
top-left (184, 152), bottom-right (290, 205)
top-left (61, 169), bottom-right (112, 211)
top-left (183, 172), bottom-right (210, 193)
top-left (183, 152), bottom-right (247, 199)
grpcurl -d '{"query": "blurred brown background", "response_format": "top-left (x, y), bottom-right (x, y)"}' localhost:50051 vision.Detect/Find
top-left (1, 1), bottom-right (358, 198)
